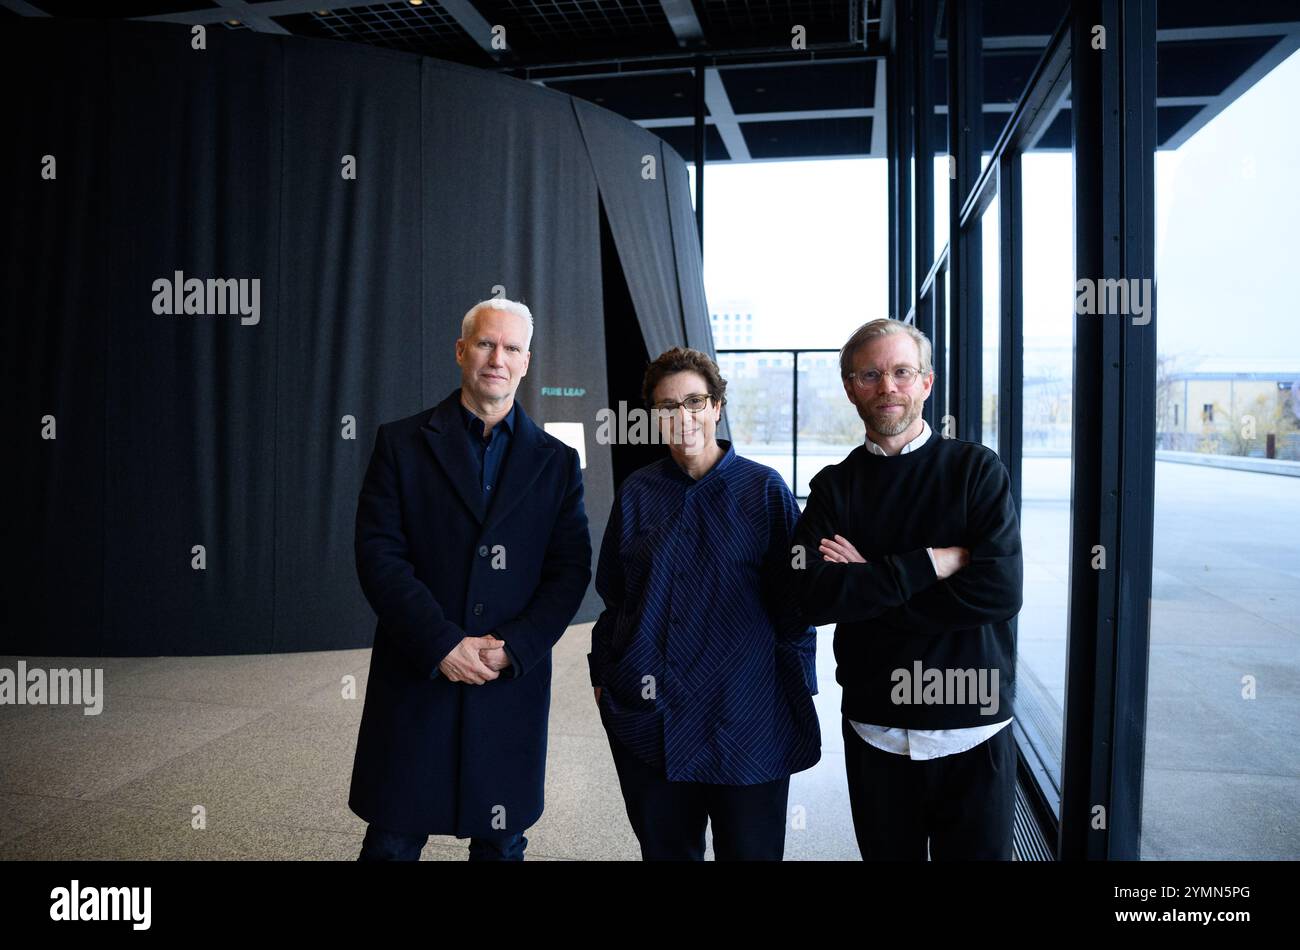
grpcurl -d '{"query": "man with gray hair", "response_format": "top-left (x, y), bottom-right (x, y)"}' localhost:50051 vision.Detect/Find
top-left (791, 317), bottom-right (1023, 859)
top-left (349, 297), bottom-right (592, 860)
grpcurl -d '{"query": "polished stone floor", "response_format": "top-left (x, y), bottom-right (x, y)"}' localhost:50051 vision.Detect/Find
top-left (0, 622), bottom-right (859, 861)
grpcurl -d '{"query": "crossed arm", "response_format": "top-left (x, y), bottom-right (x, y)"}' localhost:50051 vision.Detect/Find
top-left (789, 478), bottom-right (950, 627)
top-left (791, 458), bottom-right (1021, 633)
top-left (868, 461), bottom-right (1023, 634)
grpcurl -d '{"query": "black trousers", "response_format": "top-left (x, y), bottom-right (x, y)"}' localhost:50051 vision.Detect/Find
top-left (841, 716), bottom-right (1016, 860)
top-left (606, 727), bottom-right (791, 861)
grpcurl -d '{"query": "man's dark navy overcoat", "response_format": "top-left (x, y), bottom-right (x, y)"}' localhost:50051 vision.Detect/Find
top-left (348, 389), bottom-right (592, 837)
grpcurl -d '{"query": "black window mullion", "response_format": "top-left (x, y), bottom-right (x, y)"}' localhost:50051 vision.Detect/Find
top-left (1061, 0), bottom-right (1158, 862)
top-left (999, 152), bottom-right (1023, 512)
top-left (948, 0), bottom-right (983, 442)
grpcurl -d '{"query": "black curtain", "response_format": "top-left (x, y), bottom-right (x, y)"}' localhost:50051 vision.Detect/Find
top-left (663, 140), bottom-right (729, 440)
top-left (2, 20), bottom-right (709, 656)
top-left (574, 99), bottom-right (686, 362)
top-left (275, 40), bottom-right (422, 654)
top-left (1, 24), bottom-right (109, 657)
top-left (421, 60), bottom-right (609, 622)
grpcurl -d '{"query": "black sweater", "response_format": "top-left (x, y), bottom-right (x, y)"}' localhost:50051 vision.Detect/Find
top-left (790, 432), bottom-right (1022, 728)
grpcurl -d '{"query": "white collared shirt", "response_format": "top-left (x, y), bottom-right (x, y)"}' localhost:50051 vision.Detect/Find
top-left (848, 418), bottom-right (1013, 759)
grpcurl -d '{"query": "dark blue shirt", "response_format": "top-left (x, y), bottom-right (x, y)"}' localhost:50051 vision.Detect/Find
top-left (458, 400), bottom-right (515, 503)
top-left (587, 440), bottom-right (821, 784)
top-left (429, 400), bottom-right (518, 681)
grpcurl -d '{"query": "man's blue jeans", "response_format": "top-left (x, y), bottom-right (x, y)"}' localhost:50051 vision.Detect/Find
top-left (358, 823), bottom-right (527, 861)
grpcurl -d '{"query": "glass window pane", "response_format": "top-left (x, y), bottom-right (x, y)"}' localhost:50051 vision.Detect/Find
top-left (716, 352), bottom-right (793, 488)
top-left (697, 160), bottom-right (888, 351)
top-left (1018, 150), bottom-right (1075, 796)
top-left (933, 37), bottom-right (949, 260)
top-left (942, 265), bottom-right (951, 420)
top-left (909, 150), bottom-right (917, 301)
top-left (1145, 35), bottom-right (1300, 859)
top-left (796, 352), bottom-right (862, 497)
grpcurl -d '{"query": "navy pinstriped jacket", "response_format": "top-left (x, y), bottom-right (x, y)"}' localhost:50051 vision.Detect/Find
top-left (588, 440), bottom-right (822, 784)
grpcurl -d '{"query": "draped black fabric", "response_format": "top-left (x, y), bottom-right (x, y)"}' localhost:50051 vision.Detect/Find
top-left (1, 20), bottom-right (707, 656)
top-left (573, 99), bottom-right (686, 362)
top-left (663, 141), bottom-right (730, 440)
top-left (102, 24), bottom-right (282, 657)
top-left (420, 60), bottom-right (609, 622)
top-left (275, 42), bottom-right (423, 654)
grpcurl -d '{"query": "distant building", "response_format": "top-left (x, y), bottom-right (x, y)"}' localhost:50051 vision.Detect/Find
top-left (1160, 357), bottom-right (1300, 458)
top-left (709, 304), bottom-right (755, 349)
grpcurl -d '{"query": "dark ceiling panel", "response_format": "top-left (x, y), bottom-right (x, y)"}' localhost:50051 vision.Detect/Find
top-left (1158, 104), bottom-right (1206, 146)
top-left (932, 50), bottom-right (1051, 109)
top-left (1157, 0), bottom-right (1300, 30)
top-left (273, 2), bottom-right (481, 63)
top-left (1027, 107), bottom-right (1071, 150)
top-left (743, 116), bottom-right (872, 159)
top-left (652, 124), bottom-right (730, 162)
top-left (938, 0), bottom-right (1068, 40)
top-left (472, 0), bottom-right (679, 60)
top-left (696, 0), bottom-right (857, 49)
top-left (11, 0), bottom-right (1296, 165)
top-left (933, 53), bottom-right (947, 106)
top-left (31, 0), bottom-right (214, 14)
top-left (983, 110), bottom-right (1011, 150)
top-left (982, 0), bottom-right (1069, 38)
top-left (930, 49), bottom-right (1043, 110)
top-left (718, 60), bottom-right (875, 113)
top-left (982, 50), bottom-right (1046, 104)
top-left (546, 72), bottom-right (704, 120)
top-left (1156, 37), bottom-right (1284, 97)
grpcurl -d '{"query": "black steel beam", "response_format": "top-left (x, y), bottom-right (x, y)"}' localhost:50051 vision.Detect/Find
top-left (913, 0), bottom-right (936, 304)
top-left (998, 152), bottom-right (1023, 512)
top-left (693, 56), bottom-right (706, 246)
top-left (1060, 0), bottom-right (1158, 862)
top-left (892, 0), bottom-right (914, 321)
top-left (947, 0), bottom-right (982, 442)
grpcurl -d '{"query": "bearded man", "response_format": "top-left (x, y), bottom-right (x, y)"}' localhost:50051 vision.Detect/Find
top-left (790, 318), bottom-right (1023, 860)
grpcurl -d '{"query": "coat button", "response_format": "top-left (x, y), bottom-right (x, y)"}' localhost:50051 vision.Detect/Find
top-left (473, 603), bottom-right (484, 616)
top-left (478, 545), bottom-right (489, 557)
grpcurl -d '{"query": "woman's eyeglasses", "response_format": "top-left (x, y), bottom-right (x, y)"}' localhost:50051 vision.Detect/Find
top-left (650, 393), bottom-right (713, 414)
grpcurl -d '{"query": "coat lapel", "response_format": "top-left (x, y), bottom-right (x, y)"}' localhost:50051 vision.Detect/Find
top-left (420, 390), bottom-right (487, 524)
top-left (484, 400), bottom-right (555, 531)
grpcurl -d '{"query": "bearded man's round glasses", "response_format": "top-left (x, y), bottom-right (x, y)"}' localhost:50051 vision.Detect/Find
top-left (651, 393), bottom-right (713, 414)
top-left (846, 366), bottom-right (925, 389)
